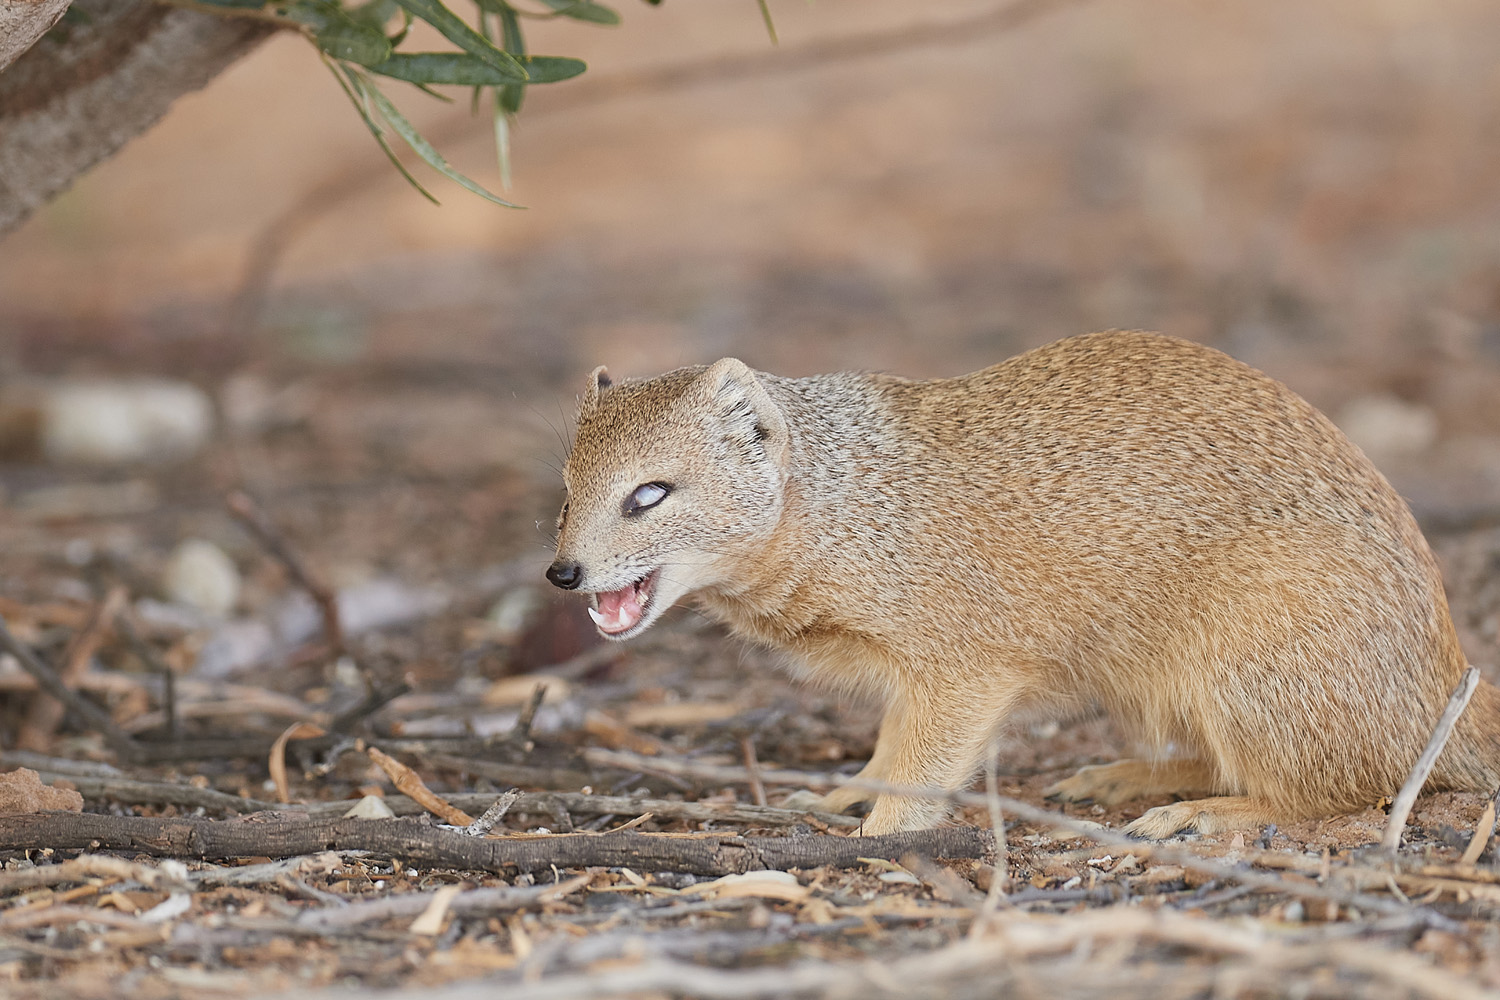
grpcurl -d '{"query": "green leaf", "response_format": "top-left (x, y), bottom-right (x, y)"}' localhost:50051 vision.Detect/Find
top-left (537, 0), bottom-right (621, 25)
top-left (357, 69), bottom-right (524, 208)
top-left (517, 56), bottom-right (586, 83)
top-left (368, 52), bottom-right (583, 85)
top-left (316, 20), bottom-right (393, 64)
top-left (322, 55), bottom-right (439, 204)
top-left (349, 0), bottom-right (399, 29)
top-left (495, 3), bottom-right (525, 114)
top-left (392, 0), bottom-right (528, 80)
top-left (284, 2), bottom-right (393, 65)
top-left (756, 0), bottom-right (777, 45)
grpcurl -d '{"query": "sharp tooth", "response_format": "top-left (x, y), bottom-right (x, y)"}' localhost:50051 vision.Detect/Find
top-left (587, 607), bottom-right (607, 628)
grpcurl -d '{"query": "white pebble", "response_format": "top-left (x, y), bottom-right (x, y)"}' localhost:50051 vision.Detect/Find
top-left (41, 378), bottom-right (213, 465)
top-left (1337, 394), bottom-right (1438, 460)
top-left (163, 539), bottom-right (241, 617)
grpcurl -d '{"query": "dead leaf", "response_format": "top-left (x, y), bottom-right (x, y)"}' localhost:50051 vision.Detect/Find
top-left (268, 722), bottom-right (327, 803)
top-left (409, 885), bottom-right (464, 936)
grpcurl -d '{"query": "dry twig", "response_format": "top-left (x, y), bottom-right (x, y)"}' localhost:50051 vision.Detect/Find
top-left (0, 616), bottom-right (140, 760)
top-left (17, 586), bottom-right (128, 752)
top-left (368, 746), bottom-right (475, 826)
top-left (1382, 665), bottom-right (1481, 852)
top-left (0, 812), bottom-right (991, 876)
top-left (226, 489), bottom-right (346, 660)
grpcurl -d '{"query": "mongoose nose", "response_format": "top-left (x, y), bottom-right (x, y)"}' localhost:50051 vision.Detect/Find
top-left (546, 561), bottom-right (583, 590)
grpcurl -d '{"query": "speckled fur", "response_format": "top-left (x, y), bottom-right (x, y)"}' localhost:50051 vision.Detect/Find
top-left (550, 331), bottom-right (1500, 836)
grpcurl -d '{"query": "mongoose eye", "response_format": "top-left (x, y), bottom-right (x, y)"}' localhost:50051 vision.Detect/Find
top-left (555, 500), bottom-right (569, 532)
top-left (624, 482), bottom-right (671, 516)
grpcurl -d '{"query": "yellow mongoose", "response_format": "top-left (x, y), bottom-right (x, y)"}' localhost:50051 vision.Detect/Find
top-left (546, 331), bottom-right (1500, 837)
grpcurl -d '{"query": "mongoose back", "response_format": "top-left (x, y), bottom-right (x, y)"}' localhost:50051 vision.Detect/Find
top-left (546, 331), bottom-right (1500, 836)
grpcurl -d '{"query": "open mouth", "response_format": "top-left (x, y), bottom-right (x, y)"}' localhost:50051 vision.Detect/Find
top-left (588, 568), bottom-right (660, 636)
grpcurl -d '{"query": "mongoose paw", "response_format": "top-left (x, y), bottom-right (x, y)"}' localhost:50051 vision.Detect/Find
top-left (817, 784), bottom-right (876, 817)
top-left (854, 795), bottom-right (949, 836)
top-left (1045, 762), bottom-right (1145, 806)
top-left (1122, 796), bottom-right (1279, 839)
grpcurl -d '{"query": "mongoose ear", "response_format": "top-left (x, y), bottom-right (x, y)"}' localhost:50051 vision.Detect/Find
top-left (581, 365), bottom-right (612, 413)
top-left (701, 358), bottom-right (788, 464)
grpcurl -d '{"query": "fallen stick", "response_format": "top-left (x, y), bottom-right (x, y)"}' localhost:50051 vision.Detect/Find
top-left (0, 616), bottom-right (140, 760)
top-left (368, 746), bottom-right (474, 826)
top-left (112, 603), bottom-right (180, 739)
top-left (1382, 665), bottom-right (1481, 852)
top-left (583, 748), bottom-right (1458, 927)
top-left (38, 772), bottom-right (860, 829)
top-left (226, 490), bottom-right (346, 660)
top-left (1461, 785), bottom-right (1500, 866)
top-left (290, 874), bottom-right (591, 933)
top-left (0, 812), bottom-right (990, 876)
top-left (17, 585), bottom-right (127, 751)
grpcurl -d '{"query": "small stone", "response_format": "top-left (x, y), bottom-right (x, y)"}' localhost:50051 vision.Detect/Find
top-left (1337, 394), bottom-right (1439, 460)
top-left (344, 795), bottom-right (396, 820)
top-left (163, 539), bottom-right (241, 617)
top-left (0, 768), bottom-right (83, 814)
top-left (41, 378), bottom-right (214, 465)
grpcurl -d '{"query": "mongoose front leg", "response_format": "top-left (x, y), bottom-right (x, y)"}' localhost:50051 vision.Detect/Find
top-left (1045, 758), bottom-right (1219, 806)
top-left (818, 700), bottom-right (911, 816)
top-left (851, 685), bottom-right (1010, 836)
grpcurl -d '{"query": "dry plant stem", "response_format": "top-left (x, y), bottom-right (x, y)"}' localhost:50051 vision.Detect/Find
top-left (1382, 665), bottom-right (1481, 852)
top-left (512, 683), bottom-right (548, 740)
top-left (981, 735), bottom-right (1007, 910)
top-left (0, 855), bottom-right (179, 896)
top-left (326, 907), bottom-right (1487, 1000)
top-left (583, 748), bottom-right (1456, 928)
top-left (17, 586), bottom-right (128, 751)
top-left (226, 0), bottom-right (1089, 338)
top-left (0, 616), bottom-right (140, 760)
top-left (1461, 785), bottom-right (1500, 866)
top-left (328, 681), bottom-right (411, 734)
top-left (225, 490), bottom-right (346, 660)
top-left (0, 813), bottom-right (991, 876)
top-left (290, 875), bottom-right (591, 934)
top-left (740, 737), bottom-right (768, 807)
top-left (368, 746), bottom-right (475, 826)
top-left (36, 770), bottom-right (859, 829)
top-left (463, 789), bottom-right (521, 837)
top-left (113, 605), bottom-right (179, 739)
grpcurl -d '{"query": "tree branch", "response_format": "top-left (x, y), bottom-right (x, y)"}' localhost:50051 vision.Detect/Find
top-left (0, 0), bottom-right (276, 236)
top-left (0, 812), bottom-right (992, 876)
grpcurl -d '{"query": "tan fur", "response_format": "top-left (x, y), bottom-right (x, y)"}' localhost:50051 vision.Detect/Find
top-left (548, 331), bottom-right (1500, 837)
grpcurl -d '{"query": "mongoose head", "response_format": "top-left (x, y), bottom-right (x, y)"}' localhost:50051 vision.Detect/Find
top-left (547, 358), bottom-right (790, 640)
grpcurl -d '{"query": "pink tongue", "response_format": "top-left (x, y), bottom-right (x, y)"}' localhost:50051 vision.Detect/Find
top-left (594, 584), bottom-right (643, 633)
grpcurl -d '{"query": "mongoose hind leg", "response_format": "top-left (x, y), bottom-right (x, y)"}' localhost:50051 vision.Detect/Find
top-left (1046, 758), bottom-right (1218, 806)
top-left (1123, 795), bottom-right (1285, 839)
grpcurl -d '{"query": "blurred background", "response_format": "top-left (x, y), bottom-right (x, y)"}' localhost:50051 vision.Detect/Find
top-left (1, 0), bottom-right (1499, 682)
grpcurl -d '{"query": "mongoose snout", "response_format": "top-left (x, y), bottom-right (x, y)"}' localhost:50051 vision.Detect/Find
top-left (545, 561), bottom-right (582, 590)
top-left (548, 333), bottom-right (1500, 838)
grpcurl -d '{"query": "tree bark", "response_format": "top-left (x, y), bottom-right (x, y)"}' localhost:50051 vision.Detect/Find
top-left (0, 0), bottom-right (276, 237)
top-left (0, 0), bottom-right (71, 74)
